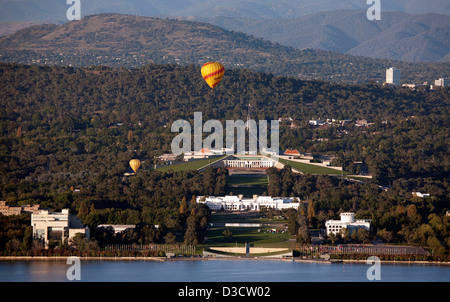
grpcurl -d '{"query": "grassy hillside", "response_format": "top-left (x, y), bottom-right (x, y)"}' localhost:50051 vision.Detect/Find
top-left (155, 156), bottom-right (228, 172)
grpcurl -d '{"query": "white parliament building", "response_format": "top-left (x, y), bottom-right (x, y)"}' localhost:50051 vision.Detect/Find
top-left (223, 156), bottom-right (275, 168)
top-left (325, 212), bottom-right (371, 236)
top-left (197, 195), bottom-right (301, 211)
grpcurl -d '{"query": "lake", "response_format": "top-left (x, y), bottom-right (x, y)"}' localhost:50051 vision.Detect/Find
top-left (0, 258), bottom-right (449, 282)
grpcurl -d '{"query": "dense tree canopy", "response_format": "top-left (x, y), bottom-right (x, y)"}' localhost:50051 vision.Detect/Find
top-left (0, 62), bottom-right (448, 254)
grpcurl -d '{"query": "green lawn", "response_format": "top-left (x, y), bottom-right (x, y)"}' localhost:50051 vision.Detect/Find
top-left (227, 175), bottom-right (268, 186)
top-left (280, 158), bottom-right (350, 175)
top-left (209, 213), bottom-right (284, 224)
top-left (199, 213), bottom-right (296, 250)
top-left (155, 155), bottom-right (228, 172)
top-left (202, 227), bottom-right (293, 248)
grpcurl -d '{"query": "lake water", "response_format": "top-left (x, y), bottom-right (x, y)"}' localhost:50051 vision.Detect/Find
top-left (0, 259), bottom-right (449, 282)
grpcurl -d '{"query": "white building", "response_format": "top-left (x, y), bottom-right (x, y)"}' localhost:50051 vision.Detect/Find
top-left (325, 212), bottom-right (371, 236)
top-left (183, 148), bottom-right (217, 160)
top-left (223, 156), bottom-right (275, 168)
top-left (412, 192), bottom-right (430, 198)
top-left (31, 209), bottom-right (90, 248)
top-left (434, 78), bottom-right (447, 87)
top-left (386, 67), bottom-right (401, 85)
top-left (97, 224), bottom-right (136, 233)
top-left (309, 119), bottom-right (325, 126)
top-left (197, 195), bottom-right (301, 211)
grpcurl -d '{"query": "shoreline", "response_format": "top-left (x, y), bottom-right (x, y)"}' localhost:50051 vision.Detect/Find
top-left (1, 256), bottom-right (449, 266)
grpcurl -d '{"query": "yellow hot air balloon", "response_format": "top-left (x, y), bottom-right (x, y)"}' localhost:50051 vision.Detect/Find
top-left (201, 62), bottom-right (225, 89)
top-left (129, 159), bottom-right (141, 173)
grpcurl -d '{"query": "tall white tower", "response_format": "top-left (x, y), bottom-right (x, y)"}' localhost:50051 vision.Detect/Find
top-left (386, 67), bottom-right (400, 85)
top-left (340, 212), bottom-right (356, 223)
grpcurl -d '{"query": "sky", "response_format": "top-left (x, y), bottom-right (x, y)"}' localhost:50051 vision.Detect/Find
top-left (0, 0), bottom-right (449, 22)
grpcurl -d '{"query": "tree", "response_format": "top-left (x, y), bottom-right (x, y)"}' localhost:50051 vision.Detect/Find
top-left (355, 228), bottom-right (370, 244)
top-left (184, 214), bottom-right (198, 245)
top-left (190, 195), bottom-right (197, 206)
top-left (78, 200), bottom-right (89, 221)
top-left (307, 200), bottom-right (316, 227)
top-left (328, 232), bottom-right (337, 244)
top-left (377, 228), bottom-right (393, 243)
top-left (296, 211), bottom-right (311, 245)
top-left (180, 196), bottom-right (188, 215)
top-left (287, 211), bottom-right (299, 236)
top-left (412, 224), bottom-right (435, 246)
top-left (298, 225), bottom-right (311, 246)
top-left (427, 236), bottom-right (445, 256)
top-left (339, 227), bottom-right (350, 243)
top-left (222, 230), bottom-right (233, 241)
top-left (6, 239), bottom-right (21, 253)
top-left (21, 226), bottom-right (33, 251)
top-left (164, 232), bottom-right (176, 244)
top-left (127, 130), bottom-right (133, 143)
top-left (16, 126), bottom-right (22, 138)
top-left (69, 233), bottom-right (87, 250)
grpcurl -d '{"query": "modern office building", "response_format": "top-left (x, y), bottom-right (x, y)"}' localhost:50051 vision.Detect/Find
top-left (0, 201), bottom-right (41, 216)
top-left (434, 78), bottom-right (447, 87)
top-left (31, 209), bottom-right (90, 248)
top-left (386, 67), bottom-right (401, 85)
top-left (325, 212), bottom-right (371, 236)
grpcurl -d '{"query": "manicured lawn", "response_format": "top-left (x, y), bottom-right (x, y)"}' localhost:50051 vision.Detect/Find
top-left (227, 175), bottom-right (268, 186)
top-left (155, 155), bottom-right (228, 172)
top-left (280, 158), bottom-right (350, 175)
top-left (199, 212), bottom-right (296, 250)
top-left (203, 227), bottom-right (293, 248)
top-left (209, 212), bottom-right (287, 223)
top-left (209, 213), bottom-right (284, 224)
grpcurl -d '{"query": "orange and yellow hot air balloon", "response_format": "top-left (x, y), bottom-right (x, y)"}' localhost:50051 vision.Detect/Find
top-left (201, 62), bottom-right (225, 89)
top-left (129, 159), bottom-right (141, 173)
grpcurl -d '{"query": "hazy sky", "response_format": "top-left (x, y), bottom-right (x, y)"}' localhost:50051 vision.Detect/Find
top-left (1, 0), bottom-right (449, 22)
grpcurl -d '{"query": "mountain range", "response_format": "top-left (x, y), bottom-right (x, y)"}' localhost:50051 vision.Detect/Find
top-left (1, 1), bottom-right (449, 63)
top-left (1, 0), bottom-right (449, 22)
top-left (197, 10), bottom-right (450, 63)
top-left (0, 13), bottom-right (448, 84)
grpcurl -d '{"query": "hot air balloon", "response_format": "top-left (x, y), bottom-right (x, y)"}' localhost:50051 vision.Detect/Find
top-left (129, 159), bottom-right (141, 173)
top-left (201, 62), bottom-right (225, 89)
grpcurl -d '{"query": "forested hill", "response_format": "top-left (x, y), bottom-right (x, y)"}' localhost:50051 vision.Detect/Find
top-left (0, 13), bottom-right (448, 84)
top-left (1, 62), bottom-right (449, 188)
top-left (1, 61), bottom-right (449, 253)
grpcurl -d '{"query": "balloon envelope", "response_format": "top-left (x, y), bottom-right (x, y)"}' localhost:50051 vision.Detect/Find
top-left (129, 159), bottom-right (141, 172)
top-left (201, 62), bottom-right (225, 89)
